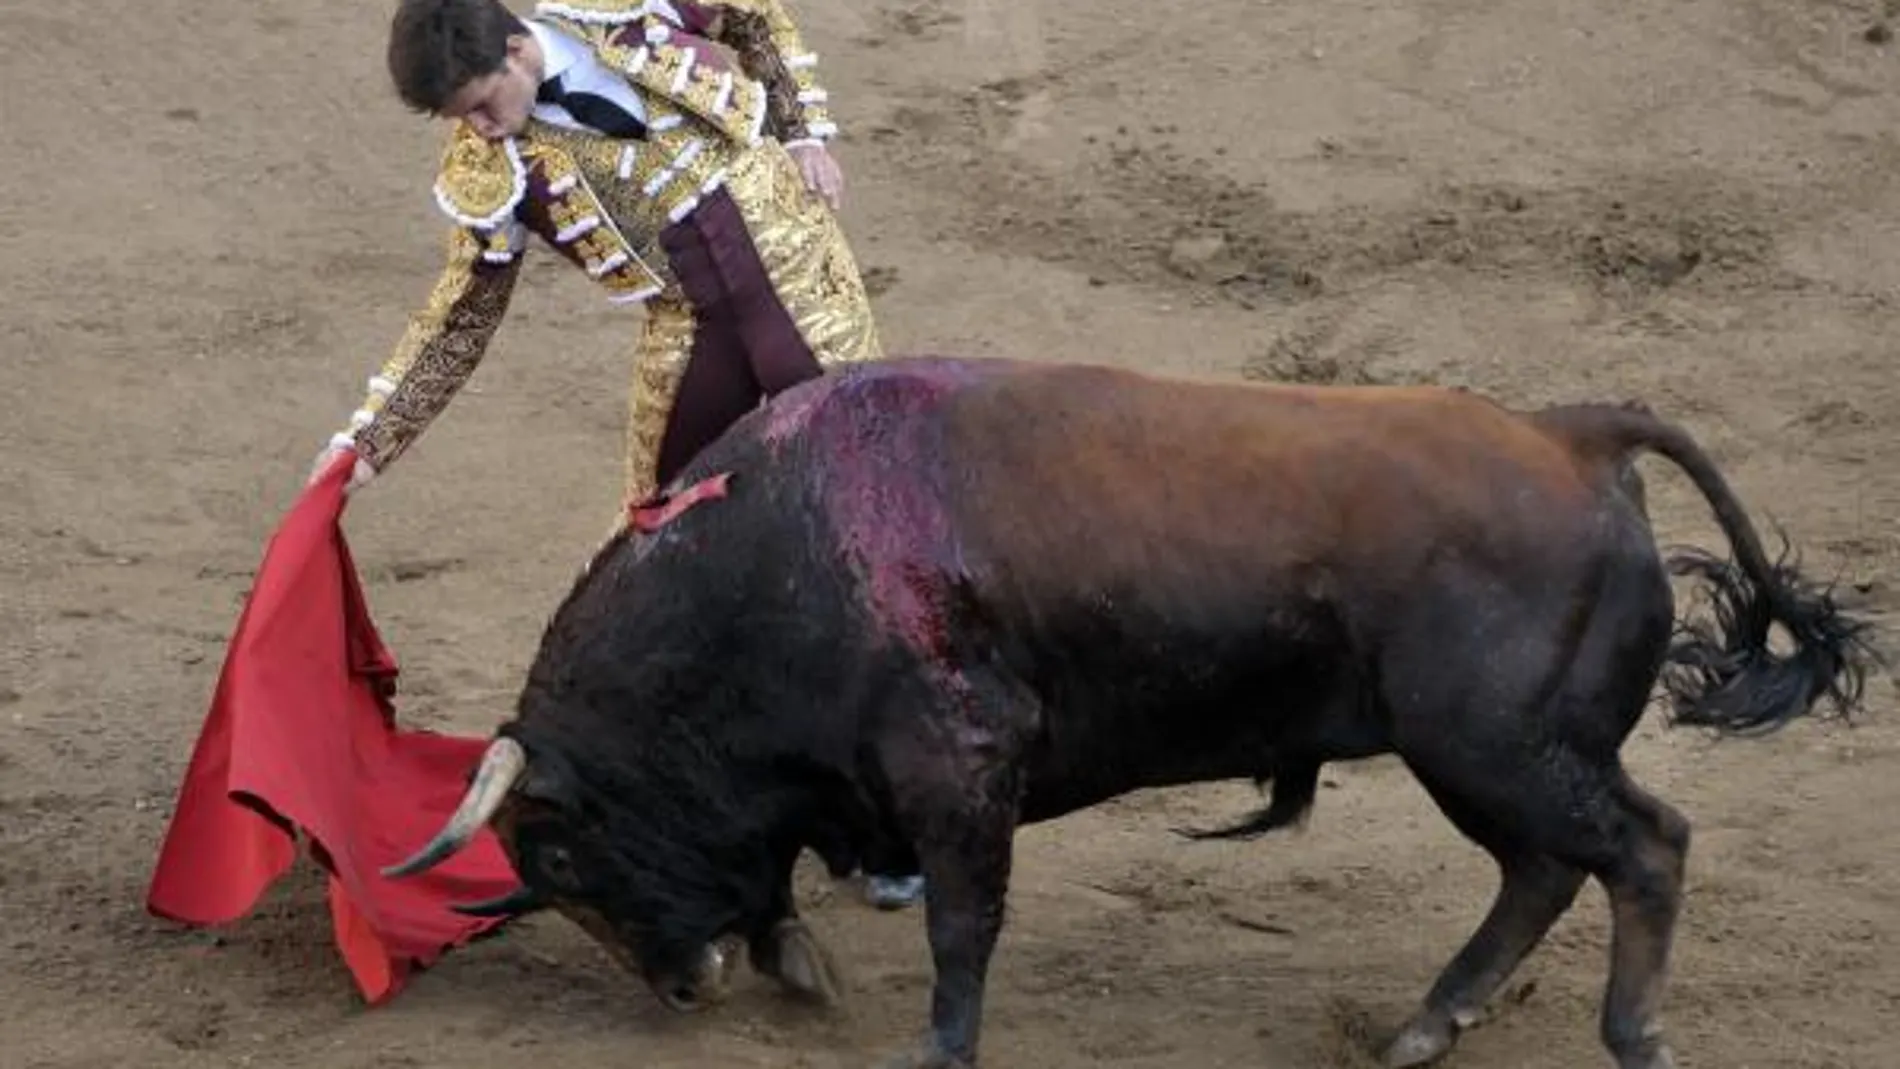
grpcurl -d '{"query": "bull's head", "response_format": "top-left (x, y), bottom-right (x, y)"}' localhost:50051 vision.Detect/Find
top-left (380, 735), bottom-right (746, 1012)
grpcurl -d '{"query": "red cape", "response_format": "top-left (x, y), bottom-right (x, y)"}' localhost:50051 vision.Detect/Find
top-left (145, 455), bottom-right (522, 1003)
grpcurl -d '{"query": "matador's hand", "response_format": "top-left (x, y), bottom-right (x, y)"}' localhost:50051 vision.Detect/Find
top-left (787, 141), bottom-right (844, 211)
top-left (307, 442), bottom-right (376, 495)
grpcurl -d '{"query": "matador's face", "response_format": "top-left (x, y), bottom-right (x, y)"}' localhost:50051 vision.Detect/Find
top-left (441, 32), bottom-right (542, 141)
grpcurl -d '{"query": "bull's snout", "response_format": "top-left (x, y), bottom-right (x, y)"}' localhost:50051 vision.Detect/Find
top-left (649, 936), bottom-right (743, 1013)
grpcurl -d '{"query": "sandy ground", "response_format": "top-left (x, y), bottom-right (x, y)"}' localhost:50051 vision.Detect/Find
top-left (6, 0), bottom-right (1900, 1066)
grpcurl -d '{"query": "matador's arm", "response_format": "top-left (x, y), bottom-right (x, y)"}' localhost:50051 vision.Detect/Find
top-left (330, 226), bottom-right (523, 476)
top-left (670, 0), bottom-right (838, 145)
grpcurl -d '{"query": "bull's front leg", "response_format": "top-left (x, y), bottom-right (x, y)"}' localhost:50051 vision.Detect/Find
top-left (876, 757), bottom-right (1021, 1069)
top-left (748, 845), bottom-right (847, 1006)
top-left (752, 917), bottom-right (847, 1005)
top-left (879, 810), bottom-right (1015, 1069)
top-left (873, 665), bottom-right (1035, 1069)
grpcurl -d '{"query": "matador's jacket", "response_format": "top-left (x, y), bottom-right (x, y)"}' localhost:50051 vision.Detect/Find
top-left (330, 0), bottom-right (884, 507)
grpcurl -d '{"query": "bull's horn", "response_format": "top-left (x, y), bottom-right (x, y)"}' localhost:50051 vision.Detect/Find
top-left (449, 886), bottom-right (542, 917)
top-left (381, 737), bottom-right (527, 879)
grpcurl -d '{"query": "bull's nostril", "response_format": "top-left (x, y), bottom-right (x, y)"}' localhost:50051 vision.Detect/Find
top-left (671, 985), bottom-right (697, 1006)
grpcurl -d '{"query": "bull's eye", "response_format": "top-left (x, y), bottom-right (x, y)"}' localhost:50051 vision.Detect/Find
top-left (538, 845), bottom-right (578, 888)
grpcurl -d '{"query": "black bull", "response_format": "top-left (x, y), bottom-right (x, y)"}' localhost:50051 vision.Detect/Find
top-left (385, 356), bottom-right (1875, 1069)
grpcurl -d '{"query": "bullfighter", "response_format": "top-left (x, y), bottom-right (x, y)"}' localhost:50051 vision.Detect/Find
top-left (305, 0), bottom-right (923, 909)
top-left (310, 0), bottom-right (882, 511)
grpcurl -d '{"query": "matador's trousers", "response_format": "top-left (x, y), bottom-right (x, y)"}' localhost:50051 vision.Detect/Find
top-left (620, 139), bottom-right (883, 510)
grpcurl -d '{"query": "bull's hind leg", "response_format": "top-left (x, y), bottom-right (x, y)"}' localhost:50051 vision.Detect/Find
top-left (1388, 730), bottom-right (1690, 1069)
top-left (1383, 787), bottom-right (1586, 1068)
top-left (1393, 760), bottom-right (1688, 1069)
top-left (1390, 537), bottom-right (1686, 1067)
top-left (1591, 779), bottom-right (1690, 1069)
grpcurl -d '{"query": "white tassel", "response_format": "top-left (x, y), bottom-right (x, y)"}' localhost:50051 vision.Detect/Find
top-left (588, 250), bottom-right (630, 277)
top-left (608, 283), bottom-right (664, 305)
top-left (556, 215), bottom-right (601, 242)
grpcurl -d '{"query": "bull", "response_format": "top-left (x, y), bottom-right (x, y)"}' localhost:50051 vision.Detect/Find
top-left (384, 356), bottom-right (1875, 1069)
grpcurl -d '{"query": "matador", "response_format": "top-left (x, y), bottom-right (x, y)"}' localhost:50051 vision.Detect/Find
top-left (309, 0), bottom-right (924, 911)
top-left (313, 0), bottom-right (883, 511)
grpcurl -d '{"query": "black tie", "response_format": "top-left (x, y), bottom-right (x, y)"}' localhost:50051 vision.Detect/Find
top-left (537, 75), bottom-right (646, 140)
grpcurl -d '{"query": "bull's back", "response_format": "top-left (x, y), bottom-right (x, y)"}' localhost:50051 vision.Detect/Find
top-left (732, 356), bottom-right (1607, 657)
top-left (931, 362), bottom-right (1599, 606)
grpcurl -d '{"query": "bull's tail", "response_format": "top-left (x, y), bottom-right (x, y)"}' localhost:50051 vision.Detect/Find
top-left (1534, 402), bottom-right (1880, 735)
top-left (1174, 762), bottom-right (1321, 842)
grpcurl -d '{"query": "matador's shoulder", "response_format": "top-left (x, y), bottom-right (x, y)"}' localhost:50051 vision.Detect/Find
top-left (430, 122), bottom-right (530, 230)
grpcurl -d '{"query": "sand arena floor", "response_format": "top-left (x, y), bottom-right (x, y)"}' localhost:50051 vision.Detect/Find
top-left (5, 0), bottom-right (1899, 1066)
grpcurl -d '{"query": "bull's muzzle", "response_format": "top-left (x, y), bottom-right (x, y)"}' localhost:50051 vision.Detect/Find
top-left (651, 936), bottom-right (743, 1014)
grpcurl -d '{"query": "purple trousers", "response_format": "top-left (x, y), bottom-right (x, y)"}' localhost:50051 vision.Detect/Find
top-left (650, 187), bottom-right (824, 490)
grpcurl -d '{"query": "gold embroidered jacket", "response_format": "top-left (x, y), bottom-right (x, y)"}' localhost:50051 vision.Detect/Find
top-left (332, 0), bottom-right (840, 474)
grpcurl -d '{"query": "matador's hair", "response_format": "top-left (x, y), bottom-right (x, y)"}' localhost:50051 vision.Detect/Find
top-left (387, 0), bottom-right (527, 114)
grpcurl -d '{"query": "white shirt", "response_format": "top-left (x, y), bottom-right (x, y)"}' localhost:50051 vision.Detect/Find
top-left (524, 17), bottom-right (649, 134)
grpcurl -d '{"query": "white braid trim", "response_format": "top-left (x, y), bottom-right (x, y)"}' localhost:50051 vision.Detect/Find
top-left (533, 1), bottom-right (681, 27)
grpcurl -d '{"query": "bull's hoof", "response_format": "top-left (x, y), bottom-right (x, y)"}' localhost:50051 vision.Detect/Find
top-left (874, 1038), bottom-right (973, 1069)
top-left (767, 919), bottom-right (846, 1007)
top-left (1382, 1013), bottom-right (1458, 1068)
top-left (1617, 1044), bottom-right (1676, 1069)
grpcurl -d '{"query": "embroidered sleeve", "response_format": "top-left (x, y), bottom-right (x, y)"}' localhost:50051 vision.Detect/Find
top-left (678, 0), bottom-right (836, 143)
top-left (335, 226), bottom-right (523, 473)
